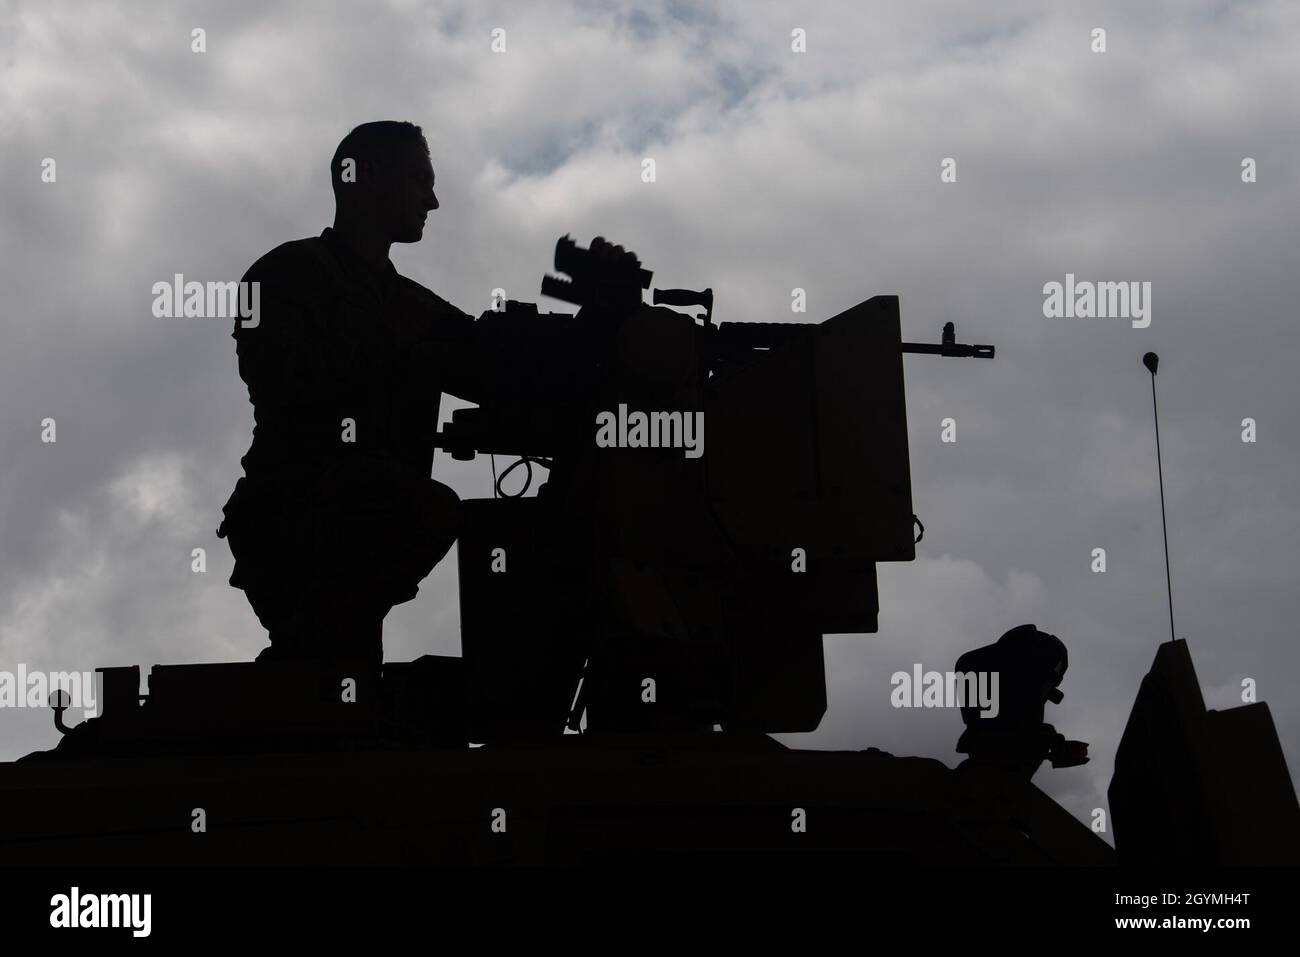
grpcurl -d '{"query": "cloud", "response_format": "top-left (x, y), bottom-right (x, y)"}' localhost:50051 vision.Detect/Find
top-left (1, 1), bottom-right (1297, 835)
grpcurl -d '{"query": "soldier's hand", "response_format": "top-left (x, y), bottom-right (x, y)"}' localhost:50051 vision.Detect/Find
top-left (1049, 739), bottom-right (1090, 768)
top-left (590, 235), bottom-right (639, 269)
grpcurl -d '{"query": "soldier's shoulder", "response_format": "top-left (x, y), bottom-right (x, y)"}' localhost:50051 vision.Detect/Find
top-left (242, 236), bottom-right (333, 284)
top-left (393, 272), bottom-right (473, 321)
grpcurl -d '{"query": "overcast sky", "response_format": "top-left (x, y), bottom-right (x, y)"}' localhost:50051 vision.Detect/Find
top-left (2, 0), bottom-right (1298, 840)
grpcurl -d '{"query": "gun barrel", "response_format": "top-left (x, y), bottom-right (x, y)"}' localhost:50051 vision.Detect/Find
top-left (712, 322), bottom-right (994, 359)
top-left (901, 341), bottom-right (995, 358)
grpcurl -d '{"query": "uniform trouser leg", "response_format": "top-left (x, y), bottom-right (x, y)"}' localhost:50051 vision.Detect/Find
top-left (245, 578), bottom-right (387, 669)
top-left (225, 474), bottom-right (463, 669)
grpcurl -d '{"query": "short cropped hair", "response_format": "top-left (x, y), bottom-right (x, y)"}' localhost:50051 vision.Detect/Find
top-left (330, 121), bottom-right (429, 196)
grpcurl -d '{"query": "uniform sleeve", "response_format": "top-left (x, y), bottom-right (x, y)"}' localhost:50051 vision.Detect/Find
top-left (234, 259), bottom-right (307, 405)
top-left (233, 250), bottom-right (353, 450)
top-left (409, 294), bottom-right (497, 406)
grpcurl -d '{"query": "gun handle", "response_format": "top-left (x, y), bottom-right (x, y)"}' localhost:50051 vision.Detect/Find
top-left (653, 287), bottom-right (714, 324)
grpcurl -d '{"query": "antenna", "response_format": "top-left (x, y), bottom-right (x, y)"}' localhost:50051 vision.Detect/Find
top-left (1143, 352), bottom-right (1176, 643)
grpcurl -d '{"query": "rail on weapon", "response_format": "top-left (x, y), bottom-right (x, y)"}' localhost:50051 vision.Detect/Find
top-left (543, 234), bottom-right (995, 358)
top-left (434, 236), bottom-right (995, 470)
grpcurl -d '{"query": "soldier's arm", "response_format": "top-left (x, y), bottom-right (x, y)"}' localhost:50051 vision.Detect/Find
top-left (413, 291), bottom-right (662, 408)
top-left (409, 299), bottom-right (499, 406)
top-left (233, 252), bottom-right (346, 434)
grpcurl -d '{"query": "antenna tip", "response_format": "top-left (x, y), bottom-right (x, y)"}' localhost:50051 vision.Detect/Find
top-left (1143, 352), bottom-right (1159, 375)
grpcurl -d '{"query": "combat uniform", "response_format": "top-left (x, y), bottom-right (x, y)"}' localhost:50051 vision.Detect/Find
top-left (218, 227), bottom-right (480, 665)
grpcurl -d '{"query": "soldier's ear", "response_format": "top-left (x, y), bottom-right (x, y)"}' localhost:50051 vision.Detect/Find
top-left (357, 157), bottom-right (378, 189)
top-left (341, 156), bottom-right (381, 195)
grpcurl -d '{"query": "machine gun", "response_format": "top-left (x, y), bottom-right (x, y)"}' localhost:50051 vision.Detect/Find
top-left (440, 236), bottom-right (992, 467)
top-left (441, 237), bottom-right (995, 740)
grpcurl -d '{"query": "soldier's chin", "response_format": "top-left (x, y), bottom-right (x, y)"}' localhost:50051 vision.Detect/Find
top-left (396, 223), bottom-right (425, 243)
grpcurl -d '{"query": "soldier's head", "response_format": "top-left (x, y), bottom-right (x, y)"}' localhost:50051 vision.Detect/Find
top-left (998, 624), bottom-right (1069, 703)
top-left (331, 121), bottom-right (438, 244)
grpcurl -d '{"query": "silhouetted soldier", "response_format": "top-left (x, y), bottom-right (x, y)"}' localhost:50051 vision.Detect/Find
top-left (955, 624), bottom-right (1089, 779)
top-left (218, 121), bottom-right (488, 669)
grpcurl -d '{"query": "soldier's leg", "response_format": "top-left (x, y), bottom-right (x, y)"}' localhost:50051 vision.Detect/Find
top-left (247, 569), bottom-right (386, 668)
top-left (221, 484), bottom-right (336, 662)
top-left (238, 472), bottom-right (461, 666)
top-left (300, 473), bottom-right (461, 664)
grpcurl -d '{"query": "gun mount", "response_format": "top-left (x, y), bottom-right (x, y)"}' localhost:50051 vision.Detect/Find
top-left (439, 237), bottom-right (995, 739)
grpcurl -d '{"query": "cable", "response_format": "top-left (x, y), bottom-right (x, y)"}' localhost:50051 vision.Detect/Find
top-left (1149, 374), bottom-right (1176, 643)
top-left (495, 456), bottom-right (534, 498)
